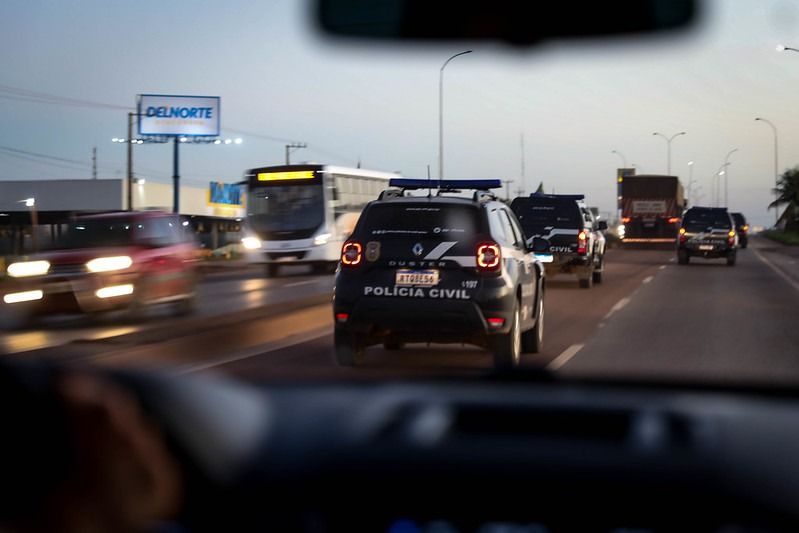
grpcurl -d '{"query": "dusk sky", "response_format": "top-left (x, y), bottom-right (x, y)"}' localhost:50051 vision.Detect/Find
top-left (4, 0), bottom-right (799, 228)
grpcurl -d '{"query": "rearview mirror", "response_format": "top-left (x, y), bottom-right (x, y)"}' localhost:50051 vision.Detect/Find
top-left (314, 0), bottom-right (698, 46)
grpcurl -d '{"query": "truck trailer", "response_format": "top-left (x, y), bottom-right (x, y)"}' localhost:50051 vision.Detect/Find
top-left (619, 174), bottom-right (685, 249)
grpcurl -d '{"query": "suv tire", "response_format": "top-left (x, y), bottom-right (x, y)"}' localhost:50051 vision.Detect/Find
top-left (677, 249), bottom-right (690, 265)
top-left (492, 301), bottom-right (521, 370)
top-left (579, 276), bottom-right (593, 289)
top-left (521, 296), bottom-right (544, 353)
top-left (334, 329), bottom-right (365, 366)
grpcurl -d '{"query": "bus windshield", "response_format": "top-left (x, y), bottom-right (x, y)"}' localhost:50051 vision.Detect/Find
top-left (246, 184), bottom-right (324, 235)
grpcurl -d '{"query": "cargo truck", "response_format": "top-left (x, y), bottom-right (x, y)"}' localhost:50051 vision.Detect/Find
top-left (619, 174), bottom-right (685, 248)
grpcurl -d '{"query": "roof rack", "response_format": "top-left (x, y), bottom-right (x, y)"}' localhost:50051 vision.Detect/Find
top-left (529, 192), bottom-right (585, 200)
top-left (387, 178), bottom-right (502, 197)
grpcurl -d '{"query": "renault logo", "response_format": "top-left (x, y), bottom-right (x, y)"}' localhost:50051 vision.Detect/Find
top-left (412, 243), bottom-right (424, 257)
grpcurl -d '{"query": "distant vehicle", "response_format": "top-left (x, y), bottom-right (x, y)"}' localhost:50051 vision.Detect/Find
top-left (333, 178), bottom-right (548, 369)
top-left (619, 174), bottom-right (686, 248)
top-left (1, 211), bottom-right (200, 328)
top-left (510, 193), bottom-right (606, 289)
top-left (731, 212), bottom-right (749, 248)
top-left (240, 164), bottom-right (402, 277)
top-left (677, 206), bottom-right (738, 266)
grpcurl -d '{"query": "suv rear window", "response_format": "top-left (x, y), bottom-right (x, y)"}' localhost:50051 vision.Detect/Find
top-left (682, 209), bottom-right (731, 229)
top-left (361, 204), bottom-right (479, 239)
top-left (510, 198), bottom-right (582, 233)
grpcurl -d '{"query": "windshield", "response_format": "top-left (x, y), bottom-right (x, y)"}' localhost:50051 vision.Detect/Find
top-left (246, 184), bottom-right (324, 235)
top-left (1, 1), bottom-right (798, 391)
top-left (53, 218), bottom-right (135, 249)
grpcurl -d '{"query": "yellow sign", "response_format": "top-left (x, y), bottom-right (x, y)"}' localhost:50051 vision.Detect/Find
top-left (257, 170), bottom-right (315, 181)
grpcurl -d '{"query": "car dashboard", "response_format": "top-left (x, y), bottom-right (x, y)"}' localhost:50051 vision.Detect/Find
top-left (116, 369), bottom-right (799, 533)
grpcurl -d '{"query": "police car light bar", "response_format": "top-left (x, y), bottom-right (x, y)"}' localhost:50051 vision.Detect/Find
top-left (388, 178), bottom-right (502, 190)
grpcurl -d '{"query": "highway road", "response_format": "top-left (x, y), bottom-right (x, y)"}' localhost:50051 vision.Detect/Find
top-left (3, 235), bottom-right (799, 387)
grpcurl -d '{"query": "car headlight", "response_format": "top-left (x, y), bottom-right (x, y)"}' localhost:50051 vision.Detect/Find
top-left (241, 237), bottom-right (261, 250)
top-left (86, 256), bottom-right (133, 273)
top-left (7, 260), bottom-right (50, 278)
top-left (314, 233), bottom-right (332, 246)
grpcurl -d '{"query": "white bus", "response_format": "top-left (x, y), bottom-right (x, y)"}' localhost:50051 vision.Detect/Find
top-left (240, 164), bottom-right (401, 277)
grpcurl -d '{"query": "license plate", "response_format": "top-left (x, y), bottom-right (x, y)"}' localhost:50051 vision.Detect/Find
top-left (699, 245), bottom-right (714, 251)
top-left (395, 269), bottom-right (439, 286)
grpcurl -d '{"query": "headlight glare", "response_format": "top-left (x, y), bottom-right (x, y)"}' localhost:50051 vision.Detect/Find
top-left (7, 260), bottom-right (50, 278)
top-left (86, 256), bottom-right (133, 273)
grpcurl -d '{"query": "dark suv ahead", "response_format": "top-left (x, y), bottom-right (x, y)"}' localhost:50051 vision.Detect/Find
top-left (677, 206), bottom-right (738, 266)
top-left (333, 179), bottom-right (548, 370)
top-left (510, 193), bottom-right (606, 288)
top-left (731, 212), bottom-right (749, 249)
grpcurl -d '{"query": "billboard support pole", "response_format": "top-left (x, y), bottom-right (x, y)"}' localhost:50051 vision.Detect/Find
top-left (173, 136), bottom-right (180, 213)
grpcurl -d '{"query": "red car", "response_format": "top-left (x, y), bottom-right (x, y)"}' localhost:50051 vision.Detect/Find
top-left (1, 211), bottom-right (200, 328)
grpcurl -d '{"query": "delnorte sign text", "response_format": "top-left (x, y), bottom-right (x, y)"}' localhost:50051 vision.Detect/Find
top-left (138, 94), bottom-right (220, 136)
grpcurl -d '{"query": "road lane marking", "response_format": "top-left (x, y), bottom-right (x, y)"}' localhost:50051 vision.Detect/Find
top-left (285, 280), bottom-right (319, 288)
top-left (643, 275), bottom-right (654, 283)
top-left (752, 246), bottom-right (799, 293)
top-left (603, 297), bottom-right (630, 320)
top-left (172, 324), bottom-right (333, 374)
top-left (547, 343), bottom-right (584, 370)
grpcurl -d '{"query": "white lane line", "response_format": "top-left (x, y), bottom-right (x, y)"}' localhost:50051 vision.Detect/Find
top-left (643, 276), bottom-right (654, 283)
top-left (171, 325), bottom-right (333, 374)
top-left (752, 246), bottom-right (799, 294)
top-left (285, 280), bottom-right (319, 288)
top-left (603, 297), bottom-right (630, 320)
top-left (547, 343), bottom-right (584, 370)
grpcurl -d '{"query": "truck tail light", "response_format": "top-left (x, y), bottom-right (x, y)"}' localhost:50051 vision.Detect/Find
top-left (667, 217), bottom-right (680, 224)
top-left (577, 231), bottom-right (587, 254)
top-left (621, 217), bottom-right (631, 223)
top-left (341, 241), bottom-right (363, 267)
top-left (476, 242), bottom-right (501, 272)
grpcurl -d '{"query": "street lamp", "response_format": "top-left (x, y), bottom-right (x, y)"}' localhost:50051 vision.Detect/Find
top-left (23, 198), bottom-right (37, 252)
top-left (612, 150), bottom-right (627, 167)
top-left (713, 163), bottom-right (729, 207)
top-left (777, 44), bottom-right (799, 53)
top-left (723, 148), bottom-right (738, 207)
top-left (755, 117), bottom-right (779, 225)
top-left (652, 132), bottom-right (686, 175)
top-left (439, 50), bottom-right (472, 179)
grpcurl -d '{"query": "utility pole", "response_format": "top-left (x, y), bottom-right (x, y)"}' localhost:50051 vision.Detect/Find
top-left (502, 179), bottom-right (513, 201)
top-left (92, 147), bottom-right (97, 179)
top-left (285, 142), bottom-right (307, 164)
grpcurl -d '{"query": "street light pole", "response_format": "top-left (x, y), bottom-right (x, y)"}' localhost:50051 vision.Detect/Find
top-left (755, 117), bottom-right (779, 225)
top-left (439, 50), bottom-right (472, 180)
top-left (612, 150), bottom-right (627, 167)
top-left (652, 131), bottom-right (686, 175)
top-left (723, 148), bottom-right (738, 208)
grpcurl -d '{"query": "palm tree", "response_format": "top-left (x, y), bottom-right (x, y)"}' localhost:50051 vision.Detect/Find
top-left (770, 165), bottom-right (799, 232)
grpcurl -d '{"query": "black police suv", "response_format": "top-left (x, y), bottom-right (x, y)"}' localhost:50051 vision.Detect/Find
top-left (677, 206), bottom-right (738, 266)
top-left (510, 193), bottom-right (607, 288)
top-left (333, 179), bottom-right (548, 370)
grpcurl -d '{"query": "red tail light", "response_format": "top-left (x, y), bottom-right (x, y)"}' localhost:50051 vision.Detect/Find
top-left (577, 230), bottom-right (587, 254)
top-left (341, 241), bottom-right (362, 267)
top-left (667, 217), bottom-right (680, 224)
top-left (679, 227), bottom-right (686, 243)
top-left (728, 230), bottom-right (736, 246)
top-left (621, 217), bottom-right (631, 223)
top-left (476, 242), bottom-right (501, 271)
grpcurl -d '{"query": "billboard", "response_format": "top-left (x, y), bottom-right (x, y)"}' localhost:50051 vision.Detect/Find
top-left (138, 94), bottom-right (220, 136)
